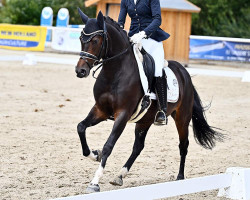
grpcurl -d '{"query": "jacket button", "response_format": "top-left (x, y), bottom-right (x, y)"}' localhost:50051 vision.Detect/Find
top-left (136, 14), bottom-right (138, 16)
top-left (135, 9), bottom-right (136, 11)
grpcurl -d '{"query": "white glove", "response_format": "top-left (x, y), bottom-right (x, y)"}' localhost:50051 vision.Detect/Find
top-left (130, 31), bottom-right (146, 44)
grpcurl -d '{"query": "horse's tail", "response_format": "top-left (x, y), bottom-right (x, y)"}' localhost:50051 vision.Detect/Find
top-left (192, 85), bottom-right (223, 149)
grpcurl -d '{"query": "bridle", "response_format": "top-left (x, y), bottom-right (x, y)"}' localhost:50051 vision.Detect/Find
top-left (79, 28), bottom-right (108, 68)
top-left (79, 21), bottom-right (129, 78)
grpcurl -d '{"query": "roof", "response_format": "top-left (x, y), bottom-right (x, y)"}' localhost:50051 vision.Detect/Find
top-left (85, 0), bottom-right (201, 13)
top-left (85, 0), bottom-right (100, 7)
top-left (160, 0), bottom-right (200, 13)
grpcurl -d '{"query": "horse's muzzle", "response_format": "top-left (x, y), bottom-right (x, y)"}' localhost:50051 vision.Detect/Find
top-left (75, 67), bottom-right (90, 78)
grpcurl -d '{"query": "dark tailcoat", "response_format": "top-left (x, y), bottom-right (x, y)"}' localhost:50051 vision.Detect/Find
top-left (118, 0), bottom-right (170, 42)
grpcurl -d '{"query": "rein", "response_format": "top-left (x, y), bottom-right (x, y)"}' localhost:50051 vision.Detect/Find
top-left (92, 47), bottom-right (129, 79)
top-left (79, 22), bottom-right (129, 79)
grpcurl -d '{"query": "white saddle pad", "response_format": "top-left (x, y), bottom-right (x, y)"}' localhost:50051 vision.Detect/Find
top-left (133, 45), bottom-right (179, 103)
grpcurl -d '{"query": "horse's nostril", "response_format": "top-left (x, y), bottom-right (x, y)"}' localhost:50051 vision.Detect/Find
top-left (80, 69), bottom-right (86, 76)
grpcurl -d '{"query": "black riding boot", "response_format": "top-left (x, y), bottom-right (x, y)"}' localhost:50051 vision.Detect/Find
top-left (154, 74), bottom-right (168, 125)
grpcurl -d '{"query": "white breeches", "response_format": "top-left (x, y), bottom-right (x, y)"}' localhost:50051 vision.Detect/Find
top-left (141, 38), bottom-right (164, 77)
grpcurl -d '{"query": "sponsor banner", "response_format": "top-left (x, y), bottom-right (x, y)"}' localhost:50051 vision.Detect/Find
top-left (0, 24), bottom-right (47, 51)
top-left (51, 27), bottom-right (81, 52)
top-left (189, 36), bottom-right (250, 62)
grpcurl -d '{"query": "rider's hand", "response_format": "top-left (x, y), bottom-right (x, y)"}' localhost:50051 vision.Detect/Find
top-left (130, 31), bottom-right (146, 44)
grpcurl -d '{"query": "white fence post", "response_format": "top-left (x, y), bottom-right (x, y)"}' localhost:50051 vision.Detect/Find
top-left (218, 167), bottom-right (250, 200)
top-left (242, 71), bottom-right (250, 82)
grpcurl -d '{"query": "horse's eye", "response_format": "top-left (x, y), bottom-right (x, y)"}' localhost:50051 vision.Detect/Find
top-left (92, 39), bottom-right (98, 44)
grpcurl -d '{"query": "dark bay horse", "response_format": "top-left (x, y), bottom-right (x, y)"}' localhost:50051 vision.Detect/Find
top-left (75, 9), bottom-right (222, 193)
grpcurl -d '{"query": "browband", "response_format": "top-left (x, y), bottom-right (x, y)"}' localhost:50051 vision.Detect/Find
top-left (82, 29), bottom-right (104, 36)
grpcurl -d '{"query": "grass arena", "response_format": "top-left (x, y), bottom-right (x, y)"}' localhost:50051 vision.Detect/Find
top-left (1, 49), bottom-right (250, 200)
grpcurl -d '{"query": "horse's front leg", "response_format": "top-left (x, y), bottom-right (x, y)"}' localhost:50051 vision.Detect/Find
top-left (86, 111), bottom-right (130, 193)
top-left (110, 122), bottom-right (152, 186)
top-left (77, 105), bottom-right (107, 162)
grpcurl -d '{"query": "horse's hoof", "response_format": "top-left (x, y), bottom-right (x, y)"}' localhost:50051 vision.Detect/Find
top-left (85, 183), bottom-right (100, 193)
top-left (176, 174), bottom-right (184, 180)
top-left (92, 150), bottom-right (102, 162)
top-left (109, 176), bottom-right (123, 186)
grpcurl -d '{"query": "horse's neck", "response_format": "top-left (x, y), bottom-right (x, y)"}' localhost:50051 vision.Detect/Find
top-left (100, 24), bottom-right (136, 77)
top-left (95, 24), bottom-right (142, 104)
top-left (106, 24), bottom-right (129, 58)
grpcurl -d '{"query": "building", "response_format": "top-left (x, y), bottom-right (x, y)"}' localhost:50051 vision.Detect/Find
top-left (85, 0), bottom-right (200, 63)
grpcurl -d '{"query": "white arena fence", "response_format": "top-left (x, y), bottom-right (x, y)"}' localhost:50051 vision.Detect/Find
top-left (52, 167), bottom-right (250, 200)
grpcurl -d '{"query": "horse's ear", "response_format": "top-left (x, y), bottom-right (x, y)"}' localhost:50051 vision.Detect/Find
top-left (97, 11), bottom-right (104, 29)
top-left (78, 7), bottom-right (89, 24)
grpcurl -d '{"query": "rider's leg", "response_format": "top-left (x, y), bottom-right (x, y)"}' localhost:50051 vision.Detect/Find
top-left (141, 38), bottom-right (168, 125)
top-left (154, 70), bottom-right (168, 125)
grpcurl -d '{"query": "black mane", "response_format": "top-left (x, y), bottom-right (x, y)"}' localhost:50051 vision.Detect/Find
top-left (104, 16), bottom-right (130, 43)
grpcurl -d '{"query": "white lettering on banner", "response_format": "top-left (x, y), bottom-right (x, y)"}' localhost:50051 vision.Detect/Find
top-left (204, 55), bottom-right (225, 60)
top-left (231, 50), bottom-right (249, 57)
top-left (0, 39), bottom-right (27, 46)
top-left (235, 44), bottom-right (250, 50)
top-left (1, 31), bottom-right (36, 37)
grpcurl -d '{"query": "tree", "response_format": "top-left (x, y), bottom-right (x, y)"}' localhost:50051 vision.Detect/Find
top-left (189, 0), bottom-right (250, 38)
top-left (0, 0), bottom-right (96, 25)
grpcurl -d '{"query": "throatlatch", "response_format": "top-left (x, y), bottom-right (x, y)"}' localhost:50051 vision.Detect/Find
top-left (154, 70), bottom-right (168, 125)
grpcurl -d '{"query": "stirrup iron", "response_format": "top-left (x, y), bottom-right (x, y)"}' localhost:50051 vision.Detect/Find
top-left (154, 110), bottom-right (168, 125)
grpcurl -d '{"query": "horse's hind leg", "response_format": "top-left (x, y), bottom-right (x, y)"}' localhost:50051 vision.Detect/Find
top-left (110, 123), bottom-right (151, 186)
top-left (173, 110), bottom-right (191, 180)
top-left (77, 105), bottom-right (107, 162)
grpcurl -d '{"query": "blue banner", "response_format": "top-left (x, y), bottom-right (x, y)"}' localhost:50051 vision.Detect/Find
top-left (189, 37), bottom-right (250, 62)
top-left (0, 39), bottom-right (38, 47)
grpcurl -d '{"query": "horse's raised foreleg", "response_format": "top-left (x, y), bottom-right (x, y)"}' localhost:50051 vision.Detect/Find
top-left (86, 111), bottom-right (130, 193)
top-left (77, 105), bottom-right (107, 162)
top-left (110, 123), bottom-right (151, 186)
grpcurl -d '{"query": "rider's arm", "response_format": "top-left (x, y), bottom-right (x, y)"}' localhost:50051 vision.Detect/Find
top-left (143, 0), bottom-right (161, 37)
top-left (118, 0), bottom-right (127, 29)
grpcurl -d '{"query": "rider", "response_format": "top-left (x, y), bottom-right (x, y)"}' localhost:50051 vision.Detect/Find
top-left (118, 0), bottom-right (170, 125)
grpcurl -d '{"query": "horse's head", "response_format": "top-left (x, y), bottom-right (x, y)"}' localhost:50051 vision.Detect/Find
top-left (75, 8), bottom-right (107, 78)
